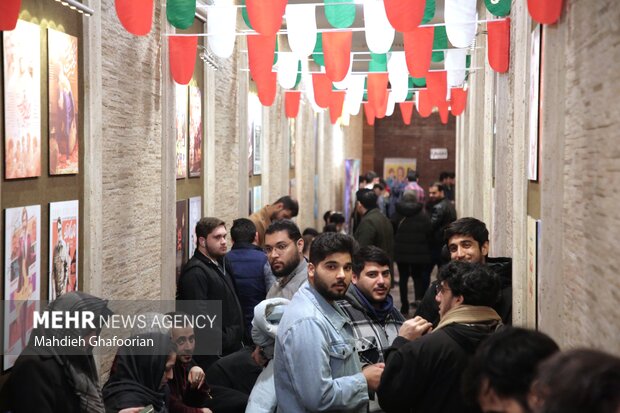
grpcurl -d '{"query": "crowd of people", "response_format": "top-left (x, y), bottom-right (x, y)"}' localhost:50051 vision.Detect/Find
top-left (2, 188), bottom-right (619, 413)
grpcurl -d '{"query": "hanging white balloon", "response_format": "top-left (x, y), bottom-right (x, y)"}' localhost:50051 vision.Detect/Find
top-left (302, 61), bottom-right (323, 113)
top-left (277, 52), bottom-right (300, 90)
top-left (387, 52), bottom-right (409, 103)
top-left (445, 48), bottom-right (468, 89)
top-left (206, 4), bottom-right (237, 58)
top-left (363, 0), bottom-right (395, 54)
top-left (286, 4), bottom-right (317, 58)
top-left (333, 55), bottom-right (353, 90)
top-left (444, 0), bottom-right (478, 48)
top-left (385, 92), bottom-right (396, 117)
top-left (344, 75), bottom-right (365, 116)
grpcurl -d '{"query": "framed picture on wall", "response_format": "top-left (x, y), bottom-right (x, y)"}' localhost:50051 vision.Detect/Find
top-left (49, 200), bottom-right (79, 301)
top-left (48, 29), bottom-right (79, 175)
top-left (383, 158), bottom-right (417, 188)
top-left (176, 84), bottom-right (188, 179)
top-left (188, 196), bottom-right (201, 259)
top-left (3, 20), bottom-right (42, 180)
top-left (176, 199), bottom-right (188, 282)
top-left (288, 118), bottom-right (296, 169)
top-left (248, 92), bottom-right (262, 176)
top-left (528, 24), bottom-right (542, 181)
top-left (252, 186), bottom-right (262, 214)
top-left (188, 86), bottom-right (202, 178)
top-left (4, 205), bottom-right (41, 370)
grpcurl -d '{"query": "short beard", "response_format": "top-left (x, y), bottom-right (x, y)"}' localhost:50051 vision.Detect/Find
top-left (273, 255), bottom-right (301, 278)
top-left (313, 276), bottom-right (347, 301)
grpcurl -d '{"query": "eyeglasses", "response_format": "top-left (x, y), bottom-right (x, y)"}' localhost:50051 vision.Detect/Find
top-left (435, 283), bottom-right (451, 295)
top-left (264, 242), bottom-right (291, 255)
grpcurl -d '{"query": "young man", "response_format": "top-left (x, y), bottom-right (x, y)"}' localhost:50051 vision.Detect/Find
top-left (378, 261), bottom-right (503, 413)
top-left (337, 246), bottom-right (405, 412)
top-left (354, 189), bottom-right (394, 260)
top-left (415, 217), bottom-right (513, 326)
top-left (426, 182), bottom-right (457, 272)
top-left (249, 196), bottom-right (299, 245)
top-left (177, 217), bottom-right (245, 371)
top-left (264, 219), bottom-right (307, 300)
top-left (275, 233), bottom-right (384, 413)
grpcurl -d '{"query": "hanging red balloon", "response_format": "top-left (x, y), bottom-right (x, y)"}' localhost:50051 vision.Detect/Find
top-left (246, 0), bottom-right (288, 35)
top-left (417, 89), bottom-right (433, 118)
top-left (247, 33), bottom-right (277, 82)
top-left (0, 0), bottom-right (21, 31)
top-left (169, 35), bottom-right (198, 85)
top-left (363, 103), bottom-right (376, 126)
top-left (256, 71), bottom-right (278, 106)
top-left (329, 91), bottom-right (346, 124)
top-left (312, 73), bottom-right (333, 109)
top-left (115, 0), bottom-right (154, 36)
top-left (438, 100), bottom-right (449, 124)
top-left (285, 91), bottom-right (302, 118)
top-left (527, 0), bottom-right (563, 25)
top-left (426, 71), bottom-right (447, 107)
top-left (487, 18), bottom-right (511, 73)
top-left (383, 0), bottom-right (425, 32)
top-left (404, 26), bottom-right (435, 78)
top-left (374, 92), bottom-right (389, 119)
top-left (322, 31), bottom-right (353, 82)
top-left (367, 73), bottom-right (388, 114)
top-left (450, 87), bottom-right (468, 116)
top-left (399, 102), bottom-right (414, 125)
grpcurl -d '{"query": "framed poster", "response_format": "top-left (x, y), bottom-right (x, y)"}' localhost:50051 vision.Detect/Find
top-left (48, 29), bottom-right (79, 175)
top-left (526, 216), bottom-right (540, 328)
top-left (188, 196), bottom-right (201, 259)
top-left (3, 20), bottom-right (42, 179)
top-left (49, 200), bottom-right (79, 300)
top-left (176, 199), bottom-right (188, 282)
top-left (248, 92), bottom-right (262, 175)
top-left (4, 205), bottom-right (41, 370)
top-left (344, 159), bottom-right (361, 234)
top-left (383, 158), bottom-right (417, 187)
top-left (188, 86), bottom-right (202, 177)
top-left (176, 84), bottom-right (188, 179)
top-left (528, 24), bottom-right (541, 181)
top-left (288, 118), bottom-right (296, 168)
top-left (252, 186), bottom-right (262, 214)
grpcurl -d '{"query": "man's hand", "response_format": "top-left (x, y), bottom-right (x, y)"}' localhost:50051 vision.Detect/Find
top-left (201, 409), bottom-right (213, 413)
top-left (118, 408), bottom-right (144, 413)
top-left (398, 316), bottom-right (433, 341)
top-left (188, 366), bottom-right (205, 389)
top-left (362, 363), bottom-right (385, 392)
top-left (251, 345), bottom-right (269, 367)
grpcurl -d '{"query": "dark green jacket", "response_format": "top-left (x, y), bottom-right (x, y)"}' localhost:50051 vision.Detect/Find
top-left (354, 208), bottom-right (394, 259)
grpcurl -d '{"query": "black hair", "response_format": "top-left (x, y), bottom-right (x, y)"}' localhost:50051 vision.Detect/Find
top-left (309, 232), bottom-right (358, 266)
top-left (230, 218), bottom-right (256, 243)
top-left (407, 170), bottom-right (418, 182)
top-left (429, 182), bottom-right (446, 192)
top-left (373, 183), bottom-right (385, 191)
top-left (462, 327), bottom-right (559, 410)
top-left (274, 196), bottom-right (299, 217)
top-left (443, 217), bottom-right (489, 247)
top-left (356, 188), bottom-right (378, 210)
top-left (437, 261), bottom-right (500, 306)
top-left (196, 217), bottom-right (225, 239)
top-left (323, 224), bottom-right (338, 233)
top-left (265, 219), bottom-right (302, 242)
top-left (439, 171), bottom-right (450, 181)
top-left (365, 170), bottom-right (378, 182)
top-left (352, 246), bottom-right (391, 275)
top-left (323, 211), bottom-right (332, 225)
top-left (329, 212), bottom-right (345, 224)
top-left (302, 227), bottom-right (320, 237)
top-left (302, 234), bottom-right (314, 256)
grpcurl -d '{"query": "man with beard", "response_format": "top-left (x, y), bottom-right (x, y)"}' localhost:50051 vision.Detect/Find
top-left (264, 220), bottom-right (307, 300)
top-left (426, 182), bottom-right (457, 273)
top-left (249, 196), bottom-right (299, 245)
top-left (274, 233), bottom-right (384, 413)
top-left (177, 217), bottom-right (245, 371)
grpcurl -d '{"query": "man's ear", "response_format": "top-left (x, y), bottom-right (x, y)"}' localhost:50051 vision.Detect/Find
top-left (351, 273), bottom-right (359, 285)
top-left (481, 240), bottom-right (489, 257)
top-left (296, 237), bottom-right (304, 254)
top-left (454, 294), bottom-right (465, 306)
top-left (307, 262), bottom-right (315, 283)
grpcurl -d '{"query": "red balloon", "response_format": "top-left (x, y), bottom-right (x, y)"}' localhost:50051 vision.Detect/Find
top-left (329, 91), bottom-right (346, 124)
top-left (322, 31), bottom-right (353, 82)
top-left (426, 71), bottom-right (447, 107)
top-left (0, 0), bottom-right (21, 31)
top-left (438, 100), bottom-right (449, 124)
top-left (450, 87), bottom-right (468, 116)
top-left (367, 73), bottom-right (389, 114)
top-left (256, 71), bottom-right (278, 106)
top-left (363, 103), bottom-right (376, 126)
top-left (527, 0), bottom-right (563, 24)
top-left (246, 0), bottom-right (288, 35)
top-left (417, 89), bottom-right (433, 118)
top-left (383, 0), bottom-right (425, 32)
top-left (404, 26), bottom-right (435, 78)
top-left (312, 73), bottom-right (333, 109)
top-left (375, 92), bottom-right (389, 119)
top-left (399, 101), bottom-right (414, 125)
top-left (487, 18), bottom-right (511, 73)
top-left (169, 35), bottom-right (198, 85)
top-left (285, 91), bottom-right (301, 118)
top-left (247, 33), bottom-right (277, 82)
top-left (115, 0), bottom-right (154, 36)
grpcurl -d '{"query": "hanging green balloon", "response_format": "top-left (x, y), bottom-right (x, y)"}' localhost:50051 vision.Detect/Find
top-left (422, 0), bottom-right (436, 24)
top-left (432, 25), bottom-right (447, 62)
top-left (312, 33), bottom-right (325, 66)
top-left (167, 0), bottom-right (196, 30)
top-left (273, 37), bottom-right (279, 65)
top-left (241, 0), bottom-right (253, 29)
top-left (294, 61), bottom-right (302, 89)
top-left (412, 76), bottom-right (426, 87)
top-left (485, 0), bottom-right (511, 17)
top-left (324, 0), bottom-right (356, 29)
top-left (363, 77), bottom-right (368, 101)
top-left (369, 53), bottom-right (387, 73)
top-left (406, 78), bottom-right (415, 101)
top-left (465, 54), bottom-right (471, 81)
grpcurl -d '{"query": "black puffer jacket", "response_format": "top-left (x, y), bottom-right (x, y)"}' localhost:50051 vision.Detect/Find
top-left (428, 198), bottom-right (457, 247)
top-left (393, 199), bottom-right (432, 264)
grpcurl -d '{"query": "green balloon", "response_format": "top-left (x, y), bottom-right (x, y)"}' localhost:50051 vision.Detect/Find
top-left (273, 37), bottom-right (279, 65)
top-left (324, 0), bottom-right (356, 28)
top-left (412, 76), bottom-right (426, 87)
top-left (167, 0), bottom-right (196, 30)
top-left (241, 0), bottom-right (252, 29)
top-left (432, 26), bottom-right (447, 62)
top-left (363, 77), bottom-right (368, 101)
top-left (312, 34), bottom-right (325, 66)
top-left (369, 53), bottom-right (387, 73)
top-left (485, 0), bottom-right (511, 17)
top-left (422, 0), bottom-right (436, 24)
top-left (294, 61), bottom-right (302, 89)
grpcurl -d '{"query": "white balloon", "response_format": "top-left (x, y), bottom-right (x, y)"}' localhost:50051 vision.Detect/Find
top-left (345, 75), bottom-right (365, 116)
top-left (387, 52), bottom-right (409, 103)
top-left (207, 5), bottom-right (237, 58)
top-left (333, 55), bottom-right (353, 90)
top-left (363, 0), bottom-right (395, 54)
top-left (444, 0), bottom-right (477, 48)
top-left (286, 4), bottom-right (317, 58)
top-left (277, 52), bottom-right (300, 90)
top-left (385, 92), bottom-right (396, 117)
top-left (445, 49), bottom-right (468, 88)
top-left (302, 62), bottom-right (323, 113)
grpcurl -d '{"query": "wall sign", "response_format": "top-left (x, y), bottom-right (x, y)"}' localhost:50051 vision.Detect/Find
top-left (430, 148), bottom-right (449, 160)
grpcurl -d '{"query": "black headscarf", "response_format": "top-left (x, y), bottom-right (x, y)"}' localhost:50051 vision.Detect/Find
top-left (102, 332), bottom-right (174, 413)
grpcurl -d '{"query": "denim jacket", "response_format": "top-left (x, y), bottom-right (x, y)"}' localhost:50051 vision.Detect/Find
top-left (274, 282), bottom-right (369, 412)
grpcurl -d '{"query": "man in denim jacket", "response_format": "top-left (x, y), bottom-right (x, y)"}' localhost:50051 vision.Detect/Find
top-left (274, 233), bottom-right (384, 412)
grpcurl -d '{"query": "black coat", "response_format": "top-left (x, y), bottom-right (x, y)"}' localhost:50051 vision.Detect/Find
top-left (378, 321), bottom-right (500, 413)
top-left (393, 199), bottom-right (432, 264)
top-left (428, 198), bottom-right (457, 247)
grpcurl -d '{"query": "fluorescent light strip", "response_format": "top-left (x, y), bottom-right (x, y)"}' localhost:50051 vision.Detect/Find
top-left (54, 0), bottom-right (94, 16)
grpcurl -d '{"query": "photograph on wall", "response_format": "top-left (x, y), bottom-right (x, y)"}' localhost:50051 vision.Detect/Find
top-left (4, 205), bottom-right (41, 370)
top-left (3, 20), bottom-right (42, 180)
top-left (383, 158), bottom-right (417, 188)
top-left (288, 118), bottom-right (296, 168)
top-left (344, 159), bottom-right (361, 234)
top-left (528, 24), bottom-right (541, 181)
top-left (248, 92), bottom-right (262, 175)
top-left (176, 84), bottom-right (188, 179)
top-left (49, 200), bottom-right (79, 301)
top-left (176, 199), bottom-right (188, 282)
top-left (188, 196), bottom-right (201, 260)
top-left (188, 86), bottom-right (202, 177)
top-left (252, 186), bottom-right (262, 214)
top-left (48, 29), bottom-right (79, 175)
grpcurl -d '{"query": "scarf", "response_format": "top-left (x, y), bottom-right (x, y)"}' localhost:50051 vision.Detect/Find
top-left (351, 284), bottom-right (395, 323)
top-left (434, 305), bottom-right (502, 331)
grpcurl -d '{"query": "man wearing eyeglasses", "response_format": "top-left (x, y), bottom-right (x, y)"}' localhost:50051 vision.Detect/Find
top-left (264, 219), bottom-right (308, 300)
top-left (377, 261), bottom-right (503, 413)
